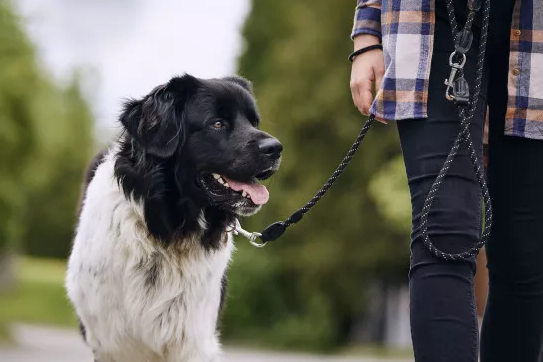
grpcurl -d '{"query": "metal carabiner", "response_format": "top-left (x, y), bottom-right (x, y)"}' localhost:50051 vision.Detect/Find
top-left (232, 219), bottom-right (266, 248)
top-left (444, 51), bottom-right (467, 101)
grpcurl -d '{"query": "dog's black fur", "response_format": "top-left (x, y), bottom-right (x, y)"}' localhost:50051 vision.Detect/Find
top-left (109, 74), bottom-right (281, 249)
top-left (80, 74), bottom-right (281, 250)
top-left (74, 74), bottom-right (281, 360)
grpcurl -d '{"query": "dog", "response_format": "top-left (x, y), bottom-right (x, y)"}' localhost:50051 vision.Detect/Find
top-left (65, 74), bottom-right (282, 362)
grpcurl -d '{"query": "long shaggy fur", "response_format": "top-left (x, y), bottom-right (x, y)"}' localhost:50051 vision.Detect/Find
top-left (66, 74), bottom-right (281, 362)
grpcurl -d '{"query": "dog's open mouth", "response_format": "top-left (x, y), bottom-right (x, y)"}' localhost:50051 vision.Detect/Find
top-left (218, 174), bottom-right (270, 204)
top-left (198, 172), bottom-right (272, 215)
top-left (209, 173), bottom-right (269, 205)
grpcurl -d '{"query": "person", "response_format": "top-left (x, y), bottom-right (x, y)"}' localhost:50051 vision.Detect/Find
top-left (349, 0), bottom-right (543, 361)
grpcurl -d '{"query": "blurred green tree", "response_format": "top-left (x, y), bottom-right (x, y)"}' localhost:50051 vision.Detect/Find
top-left (0, 1), bottom-right (94, 273)
top-left (0, 0), bottom-right (40, 291)
top-left (22, 75), bottom-right (94, 259)
top-left (220, 0), bottom-right (411, 351)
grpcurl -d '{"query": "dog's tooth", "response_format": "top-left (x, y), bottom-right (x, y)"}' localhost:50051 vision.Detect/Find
top-left (224, 183), bottom-right (229, 188)
top-left (218, 178), bottom-right (225, 184)
top-left (242, 191), bottom-right (247, 197)
top-left (212, 173), bottom-right (221, 179)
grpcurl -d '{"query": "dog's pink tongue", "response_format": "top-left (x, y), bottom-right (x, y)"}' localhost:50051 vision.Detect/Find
top-left (222, 176), bottom-right (269, 205)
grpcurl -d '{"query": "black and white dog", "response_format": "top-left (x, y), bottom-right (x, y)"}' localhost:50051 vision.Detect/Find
top-left (65, 74), bottom-right (282, 362)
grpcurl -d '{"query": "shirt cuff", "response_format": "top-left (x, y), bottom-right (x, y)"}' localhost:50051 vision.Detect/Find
top-left (351, 1), bottom-right (382, 41)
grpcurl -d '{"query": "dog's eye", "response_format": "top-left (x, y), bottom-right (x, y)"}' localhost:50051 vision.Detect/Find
top-left (211, 121), bottom-right (225, 129)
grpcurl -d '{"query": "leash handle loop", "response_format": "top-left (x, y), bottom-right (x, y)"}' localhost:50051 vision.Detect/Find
top-left (419, 0), bottom-right (492, 261)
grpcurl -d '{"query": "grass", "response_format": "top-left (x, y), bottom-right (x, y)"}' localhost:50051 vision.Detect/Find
top-left (0, 257), bottom-right (77, 329)
top-left (0, 257), bottom-right (413, 358)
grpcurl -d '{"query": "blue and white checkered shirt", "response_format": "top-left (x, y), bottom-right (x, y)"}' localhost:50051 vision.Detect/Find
top-left (352, 0), bottom-right (543, 141)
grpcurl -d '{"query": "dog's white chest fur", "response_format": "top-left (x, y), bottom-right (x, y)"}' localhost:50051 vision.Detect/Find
top-left (66, 152), bottom-right (233, 362)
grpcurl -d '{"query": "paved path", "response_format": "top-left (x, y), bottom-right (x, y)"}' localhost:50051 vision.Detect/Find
top-left (0, 325), bottom-right (412, 362)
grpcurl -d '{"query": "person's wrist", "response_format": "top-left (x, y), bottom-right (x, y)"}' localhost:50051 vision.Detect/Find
top-left (349, 44), bottom-right (383, 62)
top-left (353, 34), bottom-right (380, 50)
top-left (350, 34), bottom-right (382, 62)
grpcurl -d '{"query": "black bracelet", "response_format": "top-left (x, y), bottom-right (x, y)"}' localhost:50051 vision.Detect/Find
top-left (348, 44), bottom-right (383, 62)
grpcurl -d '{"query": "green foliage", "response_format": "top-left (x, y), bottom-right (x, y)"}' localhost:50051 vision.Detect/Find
top-left (0, 1), bottom-right (94, 259)
top-left (368, 155), bottom-right (412, 235)
top-left (221, 0), bottom-right (411, 351)
top-left (0, 257), bottom-right (77, 328)
top-left (0, 0), bottom-right (38, 253)
top-left (22, 78), bottom-right (94, 258)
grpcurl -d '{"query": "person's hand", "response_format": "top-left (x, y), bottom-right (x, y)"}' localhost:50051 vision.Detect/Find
top-left (350, 34), bottom-right (385, 120)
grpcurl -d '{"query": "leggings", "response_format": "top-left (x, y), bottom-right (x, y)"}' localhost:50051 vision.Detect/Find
top-left (398, 0), bottom-right (543, 361)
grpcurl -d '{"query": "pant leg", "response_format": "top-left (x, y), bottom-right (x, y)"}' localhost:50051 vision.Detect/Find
top-left (396, 1), bottom-right (488, 361)
top-left (481, 95), bottom-right (543, 362)
top-left (480, 1), bottom-right (543, 358)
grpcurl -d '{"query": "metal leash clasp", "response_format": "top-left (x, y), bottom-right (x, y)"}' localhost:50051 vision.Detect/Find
top-left (231, 219), bottom-right (266, 248)
top-left (445, 51), bottom-right (467, 101)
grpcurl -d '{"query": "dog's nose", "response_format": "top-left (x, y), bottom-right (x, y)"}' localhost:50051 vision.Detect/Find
top-left (258, 137), bottom-right (283, 158)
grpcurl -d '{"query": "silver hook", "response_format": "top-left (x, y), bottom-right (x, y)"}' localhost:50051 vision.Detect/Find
top-left (444, 51), bottom-right (467, 101)
top-left (232, 219), bottom-right (266, 248)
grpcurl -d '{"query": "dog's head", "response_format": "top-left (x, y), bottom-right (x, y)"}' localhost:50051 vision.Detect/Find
top-left (115, 74), bottom-right (281, 245)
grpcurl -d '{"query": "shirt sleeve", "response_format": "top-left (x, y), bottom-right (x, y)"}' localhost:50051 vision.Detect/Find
top-left (351, 0), bottom-right (382, 40)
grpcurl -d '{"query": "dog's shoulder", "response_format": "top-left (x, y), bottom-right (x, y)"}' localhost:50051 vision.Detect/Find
top-left (85, 149), bottom-right (109, 187)
top-left (76, 149), bottom-right (108, 216)
top-left (67, 145), bottom-right (233, 359)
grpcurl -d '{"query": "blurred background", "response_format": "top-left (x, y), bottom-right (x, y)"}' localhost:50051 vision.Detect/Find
top-left (0, 0), bottom-right (488, 361)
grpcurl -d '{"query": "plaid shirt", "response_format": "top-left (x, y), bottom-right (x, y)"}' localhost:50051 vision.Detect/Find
top-left (352, 0), bottom-right (543, 141)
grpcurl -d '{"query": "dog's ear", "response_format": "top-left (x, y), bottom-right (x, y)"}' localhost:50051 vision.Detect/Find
top-left (120, 74), bottom-right (199, 158)
top-left (222, 75), bottom-right (253, 94)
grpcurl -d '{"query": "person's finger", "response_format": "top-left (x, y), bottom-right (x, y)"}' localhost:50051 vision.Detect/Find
top-left (351, 78), bottom-right (368, 115)
top-left (350, 80), bottom-right (361, 111)
top-left (358, 78), bottom-right (374, 116)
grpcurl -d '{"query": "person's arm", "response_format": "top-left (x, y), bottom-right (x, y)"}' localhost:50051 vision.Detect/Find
top-left (349, 0), bottom-right (385, 118)
top-left (351, 0), bottom-right (381, 40)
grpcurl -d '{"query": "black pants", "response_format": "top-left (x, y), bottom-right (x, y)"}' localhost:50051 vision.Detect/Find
top-left (398, 1), bottom-right (543, 361)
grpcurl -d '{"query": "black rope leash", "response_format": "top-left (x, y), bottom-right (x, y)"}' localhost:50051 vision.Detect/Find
top-left (257, 115), bottom-right (376, 243)
top-left (420, 0), bottom-right (492, 261)
top-left (235, 0), bottom-right (491, 262)
top-left (232, 115), bottom-right (375, 247)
